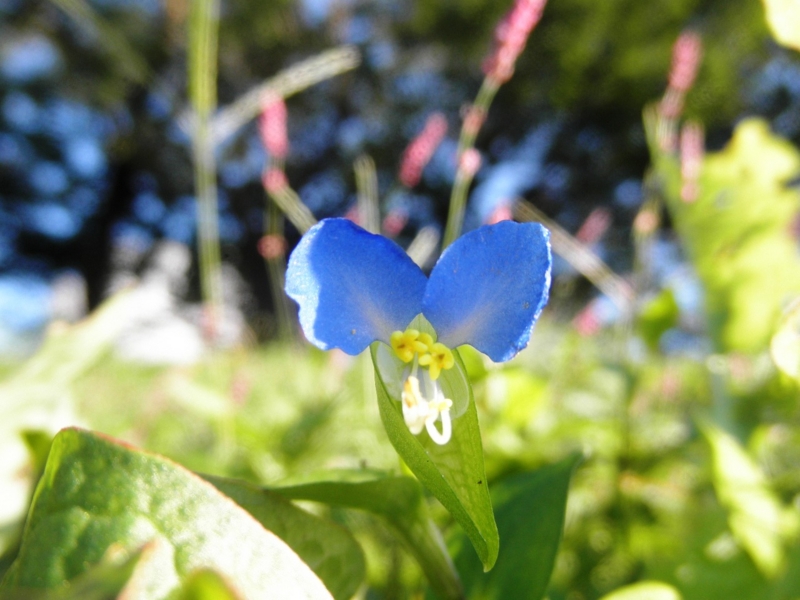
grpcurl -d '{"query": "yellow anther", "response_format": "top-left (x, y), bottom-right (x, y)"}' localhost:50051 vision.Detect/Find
top-left (417, 332), bottom-right (434, 350)
top-left (418, 342), bottom-right (455, 381)
top-left (390, 328), bottom-right (428, 363)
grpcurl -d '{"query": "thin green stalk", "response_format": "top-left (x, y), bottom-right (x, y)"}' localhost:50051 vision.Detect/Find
top-left (268, 184), bottom-right (317, 233)
top-left (189, 0), bottom-right (223, 337)
top-left (264, 201), bottom-right (294, 340)
top-left (442, 79), bottom-right (499, 249)
top-left (50, 0), bottom-right (149, 84)
top-left (355, 155), bottom-right (380, 233)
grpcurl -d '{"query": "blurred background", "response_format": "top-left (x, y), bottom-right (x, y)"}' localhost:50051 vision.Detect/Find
top-left (3, 0), bottom-right (800, 599)
top-left (1, 0), bottom-right (793, 353)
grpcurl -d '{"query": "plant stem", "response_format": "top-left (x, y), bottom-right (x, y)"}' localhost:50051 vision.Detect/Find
top-left (442, 79), bottom-right (499, 249)
top-left (189, 0), bottom-right (223, 339)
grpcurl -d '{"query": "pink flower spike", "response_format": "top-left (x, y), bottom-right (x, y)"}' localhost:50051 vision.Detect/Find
top-left (573, 301), bottom-right (601, 337)
top-left (483, 0), bottom-right (547, 85)
top-left (459, 148), bottom-right (482, 178)
top-left (398, 113), bottom-right (448, 188)
top-left (680, 121), bottom-right (704, 203)
top-left (259, 92), bottom-right (289, 160)
top-left (575, 207), bottom-right (612, 245)
top-left (382, 209), bottom-right (408, 237)
top-left (486, 203), bottom-right (514, 225)
top-left (258, 234), bottom-right (287, 260)
top-left (262, 167), bottom-right (288, 194)
top-left (668, 31), bottom-right (702, 93)
top-left (343, 204), bottom-right (362, 225)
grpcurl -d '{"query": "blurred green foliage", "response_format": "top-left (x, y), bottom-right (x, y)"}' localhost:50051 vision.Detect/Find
top-left (647, 116), bottom-right (800, 353)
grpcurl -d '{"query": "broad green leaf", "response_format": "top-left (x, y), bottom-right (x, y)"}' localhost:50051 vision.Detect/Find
top-left (599, 581), bottom-right (682, 600)
top-left (762, 0), bottom-right (800, 51)
top-left (0, 292), bottom-right (141, 558)
top-left (204, 475), bottom-right (365, 600)
top-left (20, 431), bottom-right (53, 477)
top-left (176, 569), bottom-right (239, 600)
top-left (646, 114), bottom-right (800, 353)
top-left (452, 455), bottom-right (579, 600)
top-left (1, 428), bottom-right (332, 599)
top-left (771, 299), bottom-right (800, 380)
top-left (0, 547), bottom-right (142, 600)
top-left (371, 344), bottom-right (499, 572)
top-left (701, 422), bottom-right (800, 578)
top-left (275, 470), bottom-right (463, 600)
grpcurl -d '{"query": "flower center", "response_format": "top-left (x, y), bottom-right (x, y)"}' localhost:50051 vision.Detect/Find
top-left (389, 327), bottom-right (456, 444)
top-left (390, 328), bottom-right (454, 380)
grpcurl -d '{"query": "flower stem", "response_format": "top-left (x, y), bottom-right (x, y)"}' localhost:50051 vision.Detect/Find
top-left (442, 79), bottom-right (499, 249)
top-left (188, 0), bottom-right (223, 340)
top-left (355, 154), bottom-right (380, 233)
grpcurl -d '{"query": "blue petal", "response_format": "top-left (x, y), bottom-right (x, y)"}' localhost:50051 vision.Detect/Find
top-left (422, 221), bottom-right (551, 362)
top-left (286, 218), bottom-right (427, 355)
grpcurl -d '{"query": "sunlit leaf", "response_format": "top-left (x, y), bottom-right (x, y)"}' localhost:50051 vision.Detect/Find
top-left (0, 292), bottom-right (142, 558)
top-left (452, 454), bottom-right (579, 600)
top-left (1, 428), bottom-right (332, 599)
top-left (274, 469), bottom-right (463, 600)
top-left (176, 569), bottom-right (239, 600)
top-left (701, 422), bottom-right (800, 578)
top-left (371, 345), bottom-right (499, 572)
top-left (647, 115), bottom-right (800, 353)
top-left (204, 475), bottom-right (365, 600)
top-left (598, 580), bottom-right (682, 600)
top-left (0, 547), bottom-right (141, 600)
top-left (771, 299), bottom-right (800, 380)
top-left (761, 0), bottom-right (800, 51)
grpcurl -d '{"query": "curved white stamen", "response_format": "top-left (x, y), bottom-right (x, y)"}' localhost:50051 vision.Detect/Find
top-left (425, 406), bottom-right (452, 445)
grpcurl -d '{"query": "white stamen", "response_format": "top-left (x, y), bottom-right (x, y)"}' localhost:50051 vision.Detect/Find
top-left (425, 404), bottom-right (452, 445)
top-left (401, 375), bottom-right (428, 435)
top-left (401, 369), bottom-right (453, 445)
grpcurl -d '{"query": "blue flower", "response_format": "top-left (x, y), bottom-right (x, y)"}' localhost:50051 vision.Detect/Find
top-left (285, 218), bottom-right (551, 443)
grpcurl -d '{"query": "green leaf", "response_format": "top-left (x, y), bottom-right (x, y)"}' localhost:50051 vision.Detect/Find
top-left (646, 115), bottom-right (800, 353)
top-left (771, 298), bottom-right (800, 380)
top-left (275, 470), bottom-right (463, 600)
top-left (203, 475), bottom-right (365, 600)
top-left (598, 581), bottom-right (682, 600)
top-left (452, 455), bottom-right (580, 600)
top-left (701, 421), bottom-right (800, 578)
top-left (21, 431), bottom-right (53, 478)
top-left (176, 569), bottom-right (239, 600)
top-left (0, 547), bottom-right (142, 600)
top-left (371, 344), bottom-right (499, 572)
top-left (637, 289), bottom-right (679, 352)
top-left (1, 428), bottom-right (332, 599)
top-left (762, 0), bottom-right (800, 51)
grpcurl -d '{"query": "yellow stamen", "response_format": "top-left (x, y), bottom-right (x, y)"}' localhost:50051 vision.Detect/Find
top-left (417, 332), bottom-right (434, 350)
top-left (391, 326), bottom-right (455, 380)
top-left (418, 342), bottom-right (454, 381)
top-left (391, 329), bottom-right (428, 363)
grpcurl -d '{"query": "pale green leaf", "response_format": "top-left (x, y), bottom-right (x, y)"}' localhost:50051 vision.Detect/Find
top-left (771, 298), bottom-right (800, 380)
top-left (599, 581), bottom-right (682, 600)
top-left (701, 422), bottom-right (800, 578)
top-left (647, 115), bottom-right (800, 353)
top-left (371, 344), bottom-right (499, 572)
top-left (1, 428), bottom-right (332, 599)
top-left (762, 0), bottom-right (800, 51)
top-left (204, 475), bottom-right (365, 600)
